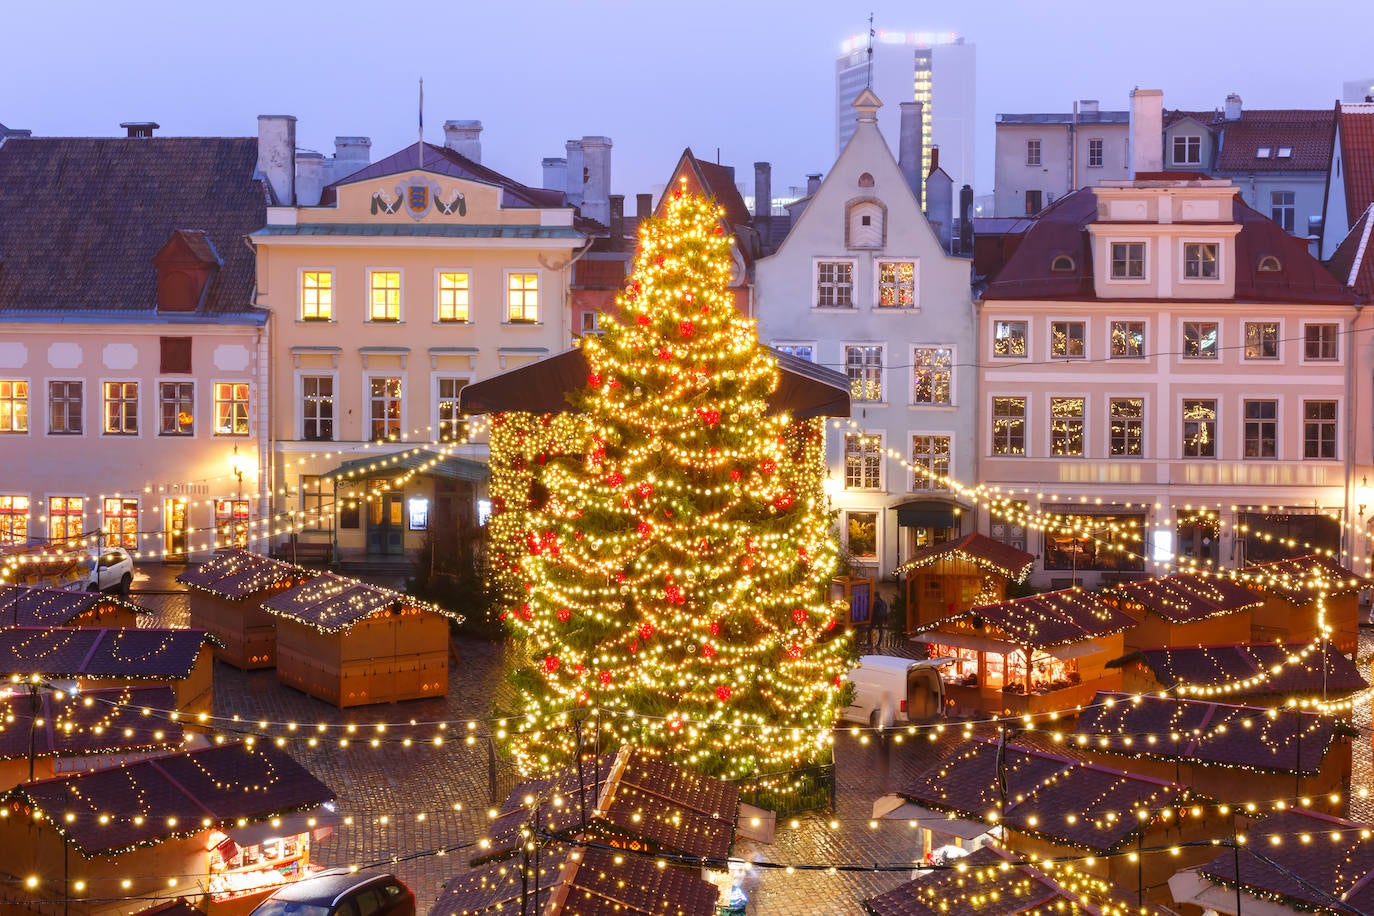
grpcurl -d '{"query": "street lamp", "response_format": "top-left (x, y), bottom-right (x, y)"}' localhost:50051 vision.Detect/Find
top-left (228, 444), bottom-right (248, 500)
top-left (1357, 475), bottom-right (1373, 520)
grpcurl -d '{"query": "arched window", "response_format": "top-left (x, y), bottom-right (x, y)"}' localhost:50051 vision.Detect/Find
top-left (858, 172), bottom-right (875, 188)
top-left (1050, 255), bottom-right (1076, 272)
top-left (1257, 255), bottom-right (1282, 272)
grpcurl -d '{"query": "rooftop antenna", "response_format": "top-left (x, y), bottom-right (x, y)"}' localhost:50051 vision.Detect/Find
top-left (417, 77), bottom-right (424, 170)
top-left (866, 12), bottom-right (875, 88)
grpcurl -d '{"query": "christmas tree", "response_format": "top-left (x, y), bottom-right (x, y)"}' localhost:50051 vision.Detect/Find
top-left (498, 185), bottom-right (850, 783)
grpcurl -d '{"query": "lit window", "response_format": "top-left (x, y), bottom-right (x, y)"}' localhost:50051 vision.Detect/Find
top-left (877, 260), bottom-right (916, 308)
top-left (844, 433), bottom-right (883, 490)
top-left (506, 273), bottom-right (539, 323)
top-left (1303, 400), bottom-right (1337, 459)
top-left (103, 382), bottom-right (138, 435)
top-left (1182, 399), bottom-right (1217, 458)
top-left (369, 271), bottom-right (401, 321)
top-left (301, 376), bottom-right (334, 441)
top-left (0, 496), bottom-right (29, 546)
top-left (215, 499), bottom-right (249, 549)
top-left (1050, 397), bottom-right (1085, 457)
top-left (845, 345), bottom-right (883, 401)
top-left (1110, 242), bottom-right (1145, 279)
top-left (438, 271), bottom-right (470, 322)
top-left (911, 347), bottom-right (951, 405)
top-left (846, 511), bottom-right (878, 560)
top-left (103, 497), bottom-right (138, 549)
top-left (49, 496), bottom-right (84, 542)
top-left (1243, 400), bottom-right (1277, 459)
top-left (159, 382), bottom-right (194, 436)
top-left (0, 380), bottom-right (28, 433)
top-left (214, 382), bottom-right (250, 436)
top-left (436, 377), bottom-right (469, 441)
top-left (1183, 322), bottom-right (1218, 359)
top-left (1026, 139), bottom-right (1042, 166)
top-left (1304, 323), bottom-right (1338, 361)
top-left (992, 397), bottom-right (1026, 455)
top-left (911, 435), bottom-right (950, 491)
top-left (301, 271), bottom-right (333, 321)
top-left (816, 261), bottom-right (854, 307)
top-left (1183, 243), bottom-right (1219, 279)
top-left (1109, 398), bottom-right (1143, 457)
top-left (369, 377), bottom-right (402, 441)
top-left (1051, 321), bottom-right (1085, 358)
top-left (992, 320), bottom-right (1027, 358)
top-left (48, 381), bottom-right (82, 435)
top-left (1110, 321), bottom-right (1146, 358)
top-left (1087, 138), bottom-right (1104, 168)
top-left (1244, 322), bottom-right (1280, 359)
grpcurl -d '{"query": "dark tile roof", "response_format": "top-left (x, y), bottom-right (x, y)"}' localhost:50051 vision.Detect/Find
top-left (895, 532), bottom-right (1035, 582)
top-left (131, 901), bottom-right (206, 916)
top-left (1075, 692), bottom-right (1345, 776)
top-left (8, 742), bottom-right (334, 856)
top-left (0, 627), bottom-right (216, 679)
top-left (1197, 809), bottom-right (1374, 914)
top-left (1110, 573), bottom-right (1262, 624)
top-left (900, 739), bottom-right (1069, 822)
top-left (913, 588), bottom-right (1134, 648)
top-left (0, 585), bottom-right (143, 628)
top-left (1244, 553), bottom-right (1367, 603)
top-left (865, 846), bottom-right (1067, 916)
top-left (326, 142), bottom-right (567, 210)
top-left (436, 847), bottom-right (566, 913)
top-left (0, 684), bottom-right (182, 760)
top-left (1213, 110), bottom-right (1335, 172)
top-left (1338, 104), bottom-right (1374, 222)
top-left (983, 187), bottom-right (1356, 305)
top-left (1327, 203), bottom-right (1374, 298)
top-left (260, 574), bottom-right (454, 632)
top-left (1129, 642), bottom-right (1368, 697)
top-left (0, 137), bottom-right (266, 316)
top-left (176, 549), bottom-right (307, 599)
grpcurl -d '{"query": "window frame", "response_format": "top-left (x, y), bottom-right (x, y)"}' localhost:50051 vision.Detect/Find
top-left (1302, 399), bottom-right (1338, 460)
top-left (436, 269), bottom-right (472, 324)
top-left (910, 346), bottom-right (953, 406)
top-left (0, 379), bottom-right (30, 435)
top-left (1087, 137), bottom-right (1104, 168)
top-left (1109, 320), bottom-right (1147, 359)
top-left (875, 259), bottom-right (918, 309)
top-left (299, 372), bottom-right (337, 442)
top-left (1026, 138), bottom-right (1042, 166)
top-left (1050, 321), bottom-right (1086, 360)
top-left (844, 509), bottom-right (879, 562)
top-left (1049, 395), bottom-right (1086, 457)
top-left (1243, 398), bottom-right (1278, 459)
top-left (1182, 241), bottom-right (1221, 281)
top-left (47, 379), bottom-right (83, 436)
top-left (48, 495), bottom-right (84, 543)
top-left (1181, 398), bottom-right (1218, 459)
top-left (1270, 190), bottom-right (1296, 233)
top-left (299, 269), bottom-right (334, 322)
top-left (991, 396), bottom-right (1027, 456)
top-left (1108, 397), bottom-right (1145, 458)
top-left (102, 496), bottom-right (139, 549)
top-left (434, 375), bottom-right (470, 442)
top-left (1172, 134), bottom-right (1201, 165)
top-left (814, 259), bottom-right (856, 309)
top-left (991, 319), bottom-right (1028, 359)
top-left (157, 379), bottom-right (196, 437)
top-left (1243, 321), bottom-right (1281, 360)
top-left (367, 268), bottom-right (403, 322)
top-left (102, 380), bottom-right (139, 437)
top-left (1182, 321), bottom-right (1219, 360)
top-left (771, 342), bottom-right (816, 362)
top-left (365, 375), bottom-right (404, 443)
top-left (1302, 322), bottom-right (1339, 362)
top-left (299, 474), bottom-right (329, 532)
top-left (505, 270), bottom-right (541, 323)
top-left (212, 380), bottom-right (251, 437)
top-left (844, 344), bottom-right (884, 403)
top-left (1109, 241), bottom-right (1147, 280)
top-left (0, 495), bottom-right (31, 547)
top-left (910, 433), bottom-right (952, 492)
top-left (843, 431), bottom-right (884, 491)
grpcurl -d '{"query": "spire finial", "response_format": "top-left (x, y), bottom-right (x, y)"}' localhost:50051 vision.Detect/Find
top-left (866, 13), bottom-right (875, 88)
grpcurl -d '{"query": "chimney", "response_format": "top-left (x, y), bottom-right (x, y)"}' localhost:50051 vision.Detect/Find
top-left (328, 136), bottom-right (371, 185)
top-left (1128, 88), bottom-right (1164, 176)
top-left (120, 121), bottom-right (159, 138)
top-left (925, 153), bottom-right (953, 252)
top-left (898, 101), bottom-right (924, 198)
top-left (564, 140), bottom-right (585, 207)
top-left (257, 115), bottom-right (297, 206)
top-left (296, 151), bottom-right (325, 207)
top-left (959, 184), bottom-right (974, 252)
top-left (542, 157), bottom-right (568, 192)
top-left (636, 193), bottom-right (653, 219)
top-left (753, 162), bottom-right (771, 221)
top-left (1079, 99), bottom-right (1099, 116)
top-left (443, 120), bottom-right (482, 162)
top-left (1223, 93), bottom-right (1242, 121)
top-left (579, 135), bottom-right (612, 225)
top-left (806, 173), bottom-right (822, 196)
top-left (609, 194), bottom-right (625, 250)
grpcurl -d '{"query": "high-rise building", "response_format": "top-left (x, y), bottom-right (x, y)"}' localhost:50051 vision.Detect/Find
top-left (835, 30), bottom-right (975, 218)
top-left (1344, 77), bottom-right (1374, 102)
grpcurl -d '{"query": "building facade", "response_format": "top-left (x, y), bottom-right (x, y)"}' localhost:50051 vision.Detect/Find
top-left (993, 101), bottom-right (1130, 217)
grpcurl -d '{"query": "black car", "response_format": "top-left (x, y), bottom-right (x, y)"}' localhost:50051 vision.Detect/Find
top-left (249, 870), bottom-right (415, 916)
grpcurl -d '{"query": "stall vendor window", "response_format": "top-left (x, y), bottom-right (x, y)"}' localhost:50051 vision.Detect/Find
top-left (1042, 512), bottom-right (1146, 571)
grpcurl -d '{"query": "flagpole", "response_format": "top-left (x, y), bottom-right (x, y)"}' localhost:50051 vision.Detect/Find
top-left (418, 77), bottom-right (424, 170)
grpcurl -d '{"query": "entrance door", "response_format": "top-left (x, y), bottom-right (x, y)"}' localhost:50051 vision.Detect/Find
top-left (164, 499), bottom-right (188, 560)
top-left (367, 492), bottom-right (405, 555)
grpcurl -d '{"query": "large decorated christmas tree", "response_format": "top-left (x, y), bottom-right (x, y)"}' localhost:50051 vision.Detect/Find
top-left (498, 185), bottom-right (850, 783)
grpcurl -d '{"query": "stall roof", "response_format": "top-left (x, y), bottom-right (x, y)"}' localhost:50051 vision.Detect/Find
top-left (0, 584), bottom-right (146, 628)
top-left (260, 574), bottom-right (462, 632)
top-left (894, 532), bottom-right (1035, 583)
top-left (0, 684), bottom-right (182, 760)
top-left (458, 346), bottom-right (851, 419)
top-left (1244, 553), bottom-right (1367, 603)
top-left (1075, 692), bottom-right (1348, 776)
top-left (1121, 642), bottom-right (1369, 696)
top-left (176, 549), bottom-right (307, 599)
top-left (319, 448), bottom-right (488, 484)
top-left (7, 742), bottom-right (334, 857)
top-left (0, 627), bottom-right (218, 680)
top-left (1110, 573), bottom-right (1262, 624)
top-left (912, 588), bottom-right (1135, 648)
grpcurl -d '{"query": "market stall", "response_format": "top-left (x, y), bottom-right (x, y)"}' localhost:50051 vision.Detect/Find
top-left (0, 584), bottom-right (143, 629)
top-left (1107, 572), bottom-right (1260, 652)
top-left (177, 550), bottom-right (310, 669)
top-left (895, 533), bottom-right (1035, 633)
top-left (1244, 554), bottom-right (1365, 654)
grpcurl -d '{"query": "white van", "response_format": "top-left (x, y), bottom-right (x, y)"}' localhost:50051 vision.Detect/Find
top-left (840, 655), bottom-right (951, 728)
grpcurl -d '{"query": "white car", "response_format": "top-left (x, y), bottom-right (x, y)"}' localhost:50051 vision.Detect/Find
top-left (74, 547), bottom-right (135, 595)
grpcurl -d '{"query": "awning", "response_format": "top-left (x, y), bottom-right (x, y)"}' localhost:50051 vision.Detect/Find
top-left (894, 498), bottom-right (965, 528)
top-left (872, 796), bottom-right (990, 840)
top-left (224, 808), bottom-right (343, 848)
top-left (459, 346), bottom-right (851, 418)
top-left (320, 449), bottom-right (487, 483)
top-left (912, 631), bottom-right (1103, 660)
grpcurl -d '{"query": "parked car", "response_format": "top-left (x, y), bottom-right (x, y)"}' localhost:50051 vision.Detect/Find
top-left (249, 870), bottom-right (415, 916)
top-left (840, 655), bottom-right (952, 728)
top-left (76, 546), bottom-right (134, 595)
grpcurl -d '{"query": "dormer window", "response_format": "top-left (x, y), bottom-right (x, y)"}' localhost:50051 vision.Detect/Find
top-left (1050, 255), bottom-right (1076, 272)
top-left (1172, 135), bottom-right (1201, 165)
top-left (1255, 146), bottom-right (1272, 159)
top-left (1258, 255), bottom-right (1282, 272)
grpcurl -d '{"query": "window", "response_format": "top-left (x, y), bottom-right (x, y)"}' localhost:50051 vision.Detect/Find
top-left (436, 377), bottom-right (468, 441)
top-left (214, 382), bottom-right (250, 436)
top-left (159, 382), bottom-right (195, 436)
top-left (1183, 322), bottom-right (1218, 359)
top-left (1243, 399), bottom-right (1277, 459)
top-left (0, 380), bottom-right (28, 433)
top-left (1088, 138), bottom-right (1104, 168)
top-left (992, 397), bottom-right (1026, 455)
top-left (911, 347), bottom-right (952, 405)
top-left (1025, 190), bottom-right (1043, 215)
top-left (1304, 323), bottom-right (1338, 361)
top-left (1026, 139), bottom-right (1042, 166)
top-left (1050, 397), bottom-right (1085, 457)
top-left (302, 376), bottom-right (334, 441)
top-left (1255, 147), bottom-right (1272, 159)
top-left (911, 435), bottom-right (950, 491)
top-left (845, 345), bottom-right (883, 401)
top-left (1110, 321), bottom-right (1146, 358)
top-left (1110, 242), bottom-right (1145, 279)
top-left (877, 260), bottom-right (916, 308)
top-left (1173, 135), bottom-right (1201, 165)
top-left (1277, 147), bottom-right (1292, 159)
top-left (369, 270), bottom-right (401, 321)
top-left (369, 377), bottom-right (402, 441)
top-left (0, 496), bottom-right (29, 546)
top-left (1271, 191), bottom-right (1295, 233)
top-left (773, 343), bottom-right (815, 362)
top-left (215, 498), bottom-right (249, 549)
top-left (1244, 322), bottom-right (1280, 359)
top-left (1051, 321), bottom-right (1085, 358)
top-left (1258, 255), bottom-right (1282, 272)
top-left (816, 261), bottom-right (854, 308)
top-left (1182, 399), bottom-right (1217, 458)
top-left (103, 497), bottom-right (138, 549)
top-left (103, 382), bottom-right (138, 435)
top-left (49, 496), bottom-right (83, 542)
top-left (1303, 400), bottom-right (1337, 459)
top-left (844, 433), bottom-right (882, 490)
top-left (992, 320), bottom-right (1027, 358)
top-left (438, 271), bottom-right (470, 322)
top-left (1044, 512), bottom-right (1146, 572)
top-left (1050, 255), bottom-right (1075, 272)
top-left (506, 272), bottom-right (539, 322)
top-left (990, 500), bottom-right (1028, 553)
top-left (846, 511), bottom-right (878, 561)
top-left (48, 381), bottom-right (82, 435)
top-left (301, 271), bottom-right (333, 321)
top-left (1183, 243), bottom-right (1219, 279)
top-left (159, 337), bottom-right (192, 374)
top-left (300, 475), bottom-right (327, 530)
top-left (1109, 398), bottom-right (1143, 457)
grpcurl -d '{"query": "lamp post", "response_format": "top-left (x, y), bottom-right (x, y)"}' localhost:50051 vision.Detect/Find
top-left (1357, 476), bottom-right (1373, 621)
top-left (227, 445), bottom-right (249, 549)
top-left (228, 444), bottom-right (247, 501)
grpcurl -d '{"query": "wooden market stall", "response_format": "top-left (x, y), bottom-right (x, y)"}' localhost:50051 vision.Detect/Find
top-left (177, 550), bottom-right (311, 669)
top-left (1244, 554), bottom-right (1365, 654)
top-left (261, 574), bottom-right (463, 707)
top-left (1113, 642), bottom-right (1368, 707)
top-left (910, 588), bottom-right (1134, 717)
top-left (0, 584), bottom-right (143, 629)
top-left (895, 532), bottom-right (1035, 633)
top-left (1106, 572), bottom-right (1260, 653)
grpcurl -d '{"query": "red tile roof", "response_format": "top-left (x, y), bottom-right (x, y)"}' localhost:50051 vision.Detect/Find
top-left (1338, 103), bottom-right (1374, 222)
top-left (1213, 110), bottom-right (1335, 172)
top-left (914, 587), bottom-right (1134, 648)
top-left (1110, 573), bottom-right (1262, 624)
top-left (895, 533), bottom-right (1035, 582)
top-left (1327, 203), bottom-right (1374, 298)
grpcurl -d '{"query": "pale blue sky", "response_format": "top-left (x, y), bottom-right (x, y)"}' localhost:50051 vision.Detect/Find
top-left (4, 0), bottom-right (1370, 200)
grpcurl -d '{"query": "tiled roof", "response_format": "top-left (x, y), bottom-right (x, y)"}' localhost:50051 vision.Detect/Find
top-left (1213, 110), bottom-right (1335, 172)
top-left (1338, 103), bottom-right (1374, 222)
top-left (1326, 203), bottom-right (1374, 298)
top-left (0, 684), bottom-right (182, 760)
top-left (437, 848), bottom-right (566, 913)
top-left (913, 588), bottom-right (1134, 648)
top-left (1244, 553), bottom-right (1367, 603)
top-left (326, 141), bottom-right (567, 210)
top-left (1075, 692), bottom-right (1345, 776)
top-left (0, 137), bottom-right (265, 316)
top-left (260, 573), bottom-right (458, 631)
top-left (0, 627), bottom-right (216, 679)
top-left (865, 845), bottom-right (1094, 916)
top-left (1197, 809), bottom-right (1374, 913)
top-left (1110, 573), bottom-right (1262, 624)
top-left (176, 549), bottom-right (307, 599)
top-left (0, 585), bottom-right (143, 628)
top-left (1129, 642), bottom-right (1368, 696)
top-left (7, 742), bottom-right (333, 857)
top-left (895, 532), bottom-right (1035, 582)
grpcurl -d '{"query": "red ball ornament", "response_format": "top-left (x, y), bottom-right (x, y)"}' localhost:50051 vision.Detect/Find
top-left (759, 460), bottom-right (776, 475)
top-left (637, 482), bottom-right (654, 498)
top-left (773, 492), bottom-right (794, 510)
top-left (606, 471), bottom-right (624, 487)
top-left (730, 469), bottom-right (742, 481)
top-left (543, 655), bottom-right (560, 673)
top-left (714, 225), bottom-right (725, 235)
top-left (636, 313), bottom-right (651, 326)
top-left (638, 622), bottom-right (655, 640)
top-left (787, 644), bottom-right (803, 660)
top-left (715, 685), bottom-right (732, 702)
top-left (702, 644), bottom-right (716, 658)
top-left (709, 621), bottom-right (721, 637)
top-left (672, 188), bottom-right (682, 199)
top-left (665, 585), bottom-right (684, 604)
top-left (637, 520), bottom-right (652, 537)
top-left (557, 608), bottom-right (571, 622)
top-left (600, 670), bottom-right (613, 685)
top-left (668, 717), bottom-right (683, 732)
top-left (792, 608), bottom-right (808, 625)
top-left (679, 320), bottom-right (694, 337)
top-left (658, 346), bottom-right (673, 360)
top-left (697, 408), bottom-right (720, 426)
top-left (587, 372), bottom-right (602, 388)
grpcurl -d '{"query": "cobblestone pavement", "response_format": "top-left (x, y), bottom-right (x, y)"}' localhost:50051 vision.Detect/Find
top-left (131, 566), bottom-right (1374, 915)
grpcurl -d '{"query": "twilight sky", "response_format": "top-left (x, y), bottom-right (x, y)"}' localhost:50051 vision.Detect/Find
top-left (4, 0), bottom-right (1371, 202)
